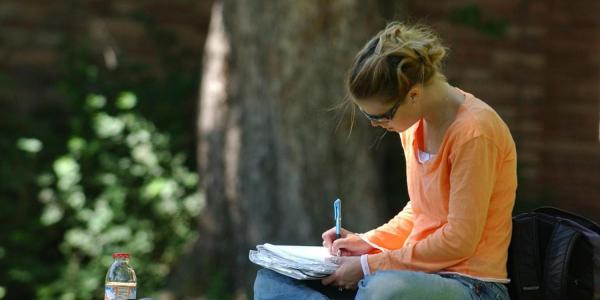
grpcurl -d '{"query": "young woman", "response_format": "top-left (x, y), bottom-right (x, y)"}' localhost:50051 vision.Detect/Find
top-left (254, 22), bottom-right (516, 300)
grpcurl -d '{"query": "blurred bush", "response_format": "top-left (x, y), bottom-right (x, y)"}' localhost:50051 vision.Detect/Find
top-left (32, 92), bottom-right (202, 300)
top-left (0, 31), bottom-right (202, 298)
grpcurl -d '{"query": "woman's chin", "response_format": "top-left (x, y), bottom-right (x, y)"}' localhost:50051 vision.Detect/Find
top-left (395, 126), bottom-right (411, 133)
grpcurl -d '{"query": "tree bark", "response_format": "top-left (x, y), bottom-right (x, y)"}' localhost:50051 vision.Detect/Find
top-left (171, 1), bottom-right (408, 298)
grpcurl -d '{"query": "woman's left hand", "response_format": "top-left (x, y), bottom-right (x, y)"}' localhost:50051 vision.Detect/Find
top-left (321, 256), bottom-right (363, 290)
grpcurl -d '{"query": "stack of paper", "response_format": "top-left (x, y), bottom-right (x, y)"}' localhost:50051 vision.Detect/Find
top-left (249, 244), bottom-right (339, 279)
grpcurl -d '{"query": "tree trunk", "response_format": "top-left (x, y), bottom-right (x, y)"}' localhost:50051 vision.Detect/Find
top-left (170, 1), bottom-right (408, 298)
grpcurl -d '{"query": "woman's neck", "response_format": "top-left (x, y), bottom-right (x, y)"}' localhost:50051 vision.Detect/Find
top-left (421, 81), bottom-right (462, 131)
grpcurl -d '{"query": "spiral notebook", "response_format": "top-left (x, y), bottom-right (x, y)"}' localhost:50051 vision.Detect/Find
top-left (249, 244), bottom-right (340, 280)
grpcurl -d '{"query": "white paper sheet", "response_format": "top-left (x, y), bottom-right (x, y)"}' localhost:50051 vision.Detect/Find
top-left (249, 244), bottom-right (343, 280)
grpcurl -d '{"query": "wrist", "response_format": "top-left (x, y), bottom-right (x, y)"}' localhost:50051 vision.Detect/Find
top-left (360, 254), bottom-right (371, 276)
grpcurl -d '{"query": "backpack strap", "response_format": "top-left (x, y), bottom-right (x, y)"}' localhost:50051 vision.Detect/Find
top-left (534, 207), bottom-right (600, 233)
top-left (510, 214), bottom-right (544, 300)
top-left (543, 222), bottom-right (581, 300)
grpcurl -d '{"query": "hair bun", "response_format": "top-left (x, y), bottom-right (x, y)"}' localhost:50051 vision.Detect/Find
top-left (380, 22), bottom-right (447, 70)
top-left (347, 22), bottom-right (448, 103)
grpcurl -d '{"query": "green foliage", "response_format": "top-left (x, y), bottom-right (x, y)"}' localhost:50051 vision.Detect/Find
top-left (449, 4), bottom-right (509, 38)
top-left (35, 92), bottom-right (203, 300)
top-left (0, 89), bottom-right (68, 300)
top-left (0, 12), bottom-right (201, 298)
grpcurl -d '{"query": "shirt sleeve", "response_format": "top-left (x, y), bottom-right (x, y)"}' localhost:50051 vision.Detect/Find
top-left (367, 136), bottom-right (499, 272)
top-left (360, 201), bottom-right (414, 251)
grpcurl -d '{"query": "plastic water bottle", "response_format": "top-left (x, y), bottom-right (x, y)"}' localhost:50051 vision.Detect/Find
top-left (105, 252), bottom-right (137, 300)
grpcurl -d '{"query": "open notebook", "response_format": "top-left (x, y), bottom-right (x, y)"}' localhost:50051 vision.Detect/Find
top-left (249, 244), bottom-right (341, 279)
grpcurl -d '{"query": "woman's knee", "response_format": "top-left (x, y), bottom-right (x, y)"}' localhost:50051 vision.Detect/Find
top-left (254, 269), bottom-right (328, 300)
top-left (356, 270), bottom-right (430, 299)
top-left (357, 270), bottom-right (476, 300)
top-left (254, 269), bottom-right (282, 296)
top-left (255, 269), bottom-right (284, 289)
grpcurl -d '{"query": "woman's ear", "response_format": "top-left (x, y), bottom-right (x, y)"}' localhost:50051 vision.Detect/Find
top-left (408, 87), bottom-right (420, 104)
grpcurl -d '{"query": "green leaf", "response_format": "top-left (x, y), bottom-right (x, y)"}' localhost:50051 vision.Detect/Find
top-left (448, 4), bottom-right (509, 38)
top-left (38, 188), bottom-right (56, 203)
top-left (60, 291), bottom-right (76, 300)
top-left (94, 113), bottom-right (125, 138)
top-left (158, 198), bottom-right (178, 216)
top-left (85, 65), bottom-right (98, 79)
top-left (126, 129), bottom-right (151, 147)
top-left (8, 269), bottom-right (32, 283)
top-left (87, 200), bottom-right (113, 234)
top-left (143, 178), bottom-right (166, 199)
top-left (98, 173), bottom-right (118, 186)
top-left (129, 230), bottom-right (154, 254)
top-left (132, 143), bottom-right (158, 168)
top-left (85, 94), bottom-right (106, 109)
top-left (67, 137), bottom-right (86, 154)
top-left (102, 225), bottom-right (132, 243)
top-left (53, 156), bottom-right (79, 177)
top-left (65, 228), bottom-right (101, 256)
top-left (53, 156), bottom-right (81, 191)
top-left (184, 192), bottom-right (205, 216)
top-left (65, 191), bottom-right (85, 210)
top-left (36, 173), bottom-right (55, 187)
top-left (116, 92), bottom-right (137, 110)
top-left (81, 276), bottom-right (100, 293)
top-left (16, 138), bottom-right (43, 153)
top-left (40, 203), bottom-right (64, 225)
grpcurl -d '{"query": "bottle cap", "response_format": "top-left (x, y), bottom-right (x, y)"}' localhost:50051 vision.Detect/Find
top-left (112, 252), bottom-right (130, 259)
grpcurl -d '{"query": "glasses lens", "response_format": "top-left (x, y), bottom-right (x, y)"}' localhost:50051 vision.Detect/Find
top-left (369, 114), bottom-right (388, 122)
top-left (360, 98), bottom-right (401, 122)
top-left (359, 108), bottom-right (385, 122)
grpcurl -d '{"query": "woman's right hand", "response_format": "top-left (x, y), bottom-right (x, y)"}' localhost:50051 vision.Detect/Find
top-left (321, 227), bottom-right (374, 256)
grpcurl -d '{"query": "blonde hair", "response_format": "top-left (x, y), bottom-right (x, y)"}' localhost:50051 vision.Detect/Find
top-left (347, 22), bottom-right (448, 105)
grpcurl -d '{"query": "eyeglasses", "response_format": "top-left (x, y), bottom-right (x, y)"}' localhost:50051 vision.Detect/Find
top-left (359, 98), bottom-right (403, 122)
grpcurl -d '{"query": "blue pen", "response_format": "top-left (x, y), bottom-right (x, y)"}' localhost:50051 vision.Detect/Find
top-left (334, 198), bottom-right (341, 240)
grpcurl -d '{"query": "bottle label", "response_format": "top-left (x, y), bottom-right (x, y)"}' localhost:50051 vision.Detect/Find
top-left (105, 282), bottom-right (136, 300)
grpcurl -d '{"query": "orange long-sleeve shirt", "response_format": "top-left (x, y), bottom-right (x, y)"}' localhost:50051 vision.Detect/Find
top-left (362, 88), bottom-right (517, 282)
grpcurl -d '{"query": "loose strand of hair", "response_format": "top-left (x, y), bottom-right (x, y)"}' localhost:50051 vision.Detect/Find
top-left (370, 128), bottom-right (388, 149)
top-left (330, 92), bottom-right (357, 141)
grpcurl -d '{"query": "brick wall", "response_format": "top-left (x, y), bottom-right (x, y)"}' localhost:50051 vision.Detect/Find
top-left (0, 0), bottom-right (212, 114)
top-left (410, 1), bottom-right (600, 219)
top-left (2, 1), bottom-right (599, 220)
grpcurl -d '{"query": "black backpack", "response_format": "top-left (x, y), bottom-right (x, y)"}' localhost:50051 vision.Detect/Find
top-left (508, 206), bottom-right (600, 300)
